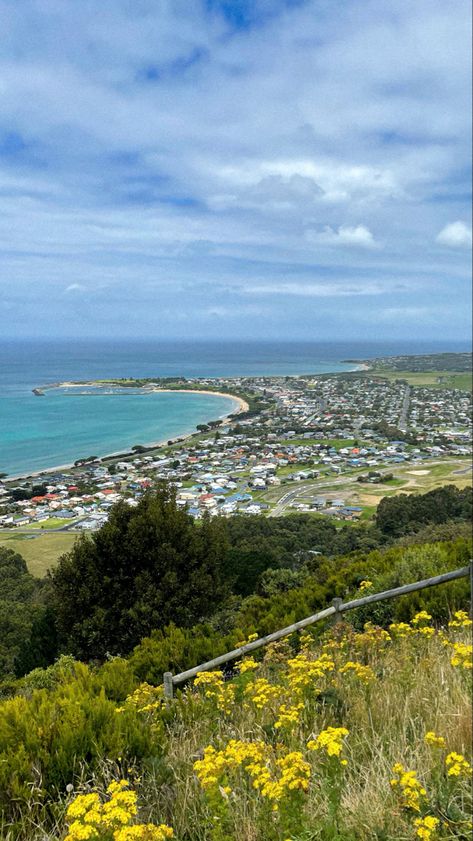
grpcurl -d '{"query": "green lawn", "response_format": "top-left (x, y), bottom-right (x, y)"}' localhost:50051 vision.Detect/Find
top-left (0, 532), bottom-right (78, 577)
top-left (22, 517), bottom-right (76, 530)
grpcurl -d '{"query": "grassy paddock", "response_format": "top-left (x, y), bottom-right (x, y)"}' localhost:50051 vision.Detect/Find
top-left (0, 532), bottom-right (77, 576)
top-left (366, 370), bottom-right (472, 391)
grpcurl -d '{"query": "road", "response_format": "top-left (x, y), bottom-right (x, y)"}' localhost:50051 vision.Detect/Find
top-left (268, 457), bottom-right (467, 517)
top-left (0, 515), bottom-right (89, 535)
top-left (398, 385), bottom-right (411, 432)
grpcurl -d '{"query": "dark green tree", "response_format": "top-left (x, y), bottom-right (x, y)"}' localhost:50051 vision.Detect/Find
top-left (0, 547), bottom-right (44, 677)
top-left (51, 485), bottom-right (229, 659)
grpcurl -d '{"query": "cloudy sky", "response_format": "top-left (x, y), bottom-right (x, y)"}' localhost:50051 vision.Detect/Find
top-left (1, 0), bottom-right (471, 340)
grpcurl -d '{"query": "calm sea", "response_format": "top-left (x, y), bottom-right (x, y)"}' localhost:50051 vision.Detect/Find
top-left (0, 339), bottom-right (469, 477)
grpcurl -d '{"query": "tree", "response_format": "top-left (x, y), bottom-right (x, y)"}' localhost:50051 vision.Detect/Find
top-left (51, 485), bottom-right (229, 659)
top-left (0, 547), bottom-right (44, 677)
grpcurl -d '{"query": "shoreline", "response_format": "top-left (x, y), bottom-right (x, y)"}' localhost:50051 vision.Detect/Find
top-left (6, 389), bottom-right (248, 482)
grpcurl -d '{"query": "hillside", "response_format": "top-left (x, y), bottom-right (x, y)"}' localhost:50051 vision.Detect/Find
top-left (0, 486), bottom-right (471, 840)
top-left (0, 605), bottom-right (471, 840)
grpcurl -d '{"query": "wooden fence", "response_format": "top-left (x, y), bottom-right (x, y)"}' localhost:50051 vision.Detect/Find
top-left (163, 561), bottom-right (472, 698)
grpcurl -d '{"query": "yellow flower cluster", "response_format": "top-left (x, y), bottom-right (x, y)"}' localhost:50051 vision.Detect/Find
top-left (193, 670), bottom-right (224, 690)
top-left (339, 661), bottom-right (376, 684)
top-left (193, 740), bottom-right (310, 809)
top-left (307, 727), bottom-right (349, 763)
top-left (274, 702), bottom-right (304, 729)
top-left (299, 631), bottom-right (314, 651)
top-left (448, 610), bottom-right (473, 629)
top-left (115, 826), bottom-right (174, 841)
top-left (390, 764), bottom-right (427, 811)
top-left (413, 816), bottom-right (439, 840)
top-left (424, 731), bottom-right (446, 749)
top-left (411, 611), bottom-right (432, 626)
top-left (389, 622), bottom-right (413, 638)
top-left (116, 684), bottom-right (163, 715)
top-left (445, 752), bottom-right (472, 777)
top-left (64, 780), bottom-right (173, 841)
top-left (358, 580), bottom-right (373, 591)
top-left (389, 614), bottom-right (436, 638)
top-left (244, 677), bottom-right (281, 709)
top-left (238, 657), bottom-right (260, 674)
top-left (450, 642), bottom-right (472, 670)
top-left (353, 623), bottom-right (391, 650)
top-left (235, 632), bottom-right (259, 647)
top-left (286, 652), bottom-right (335, 692)
top-left (193, 670), bottom-right (235, 713)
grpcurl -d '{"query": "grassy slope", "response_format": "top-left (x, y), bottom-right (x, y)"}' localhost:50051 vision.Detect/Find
top-left (16, 617), bottom-right (469, 841)
top-left (157, 622), bottom-right (472, 841)
top-left (0, 532), bottom-right (77, 576)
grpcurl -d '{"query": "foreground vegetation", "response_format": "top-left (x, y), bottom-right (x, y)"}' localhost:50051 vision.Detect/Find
top-left (0, 484), bottom-right (471, 838)
top-left (0, 608), bottom-right (470, 840)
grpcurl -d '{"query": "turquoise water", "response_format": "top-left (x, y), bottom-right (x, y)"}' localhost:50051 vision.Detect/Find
top-left (1, 338), bottom-right (469, 477)
top-left (0, 388), bottom-right (238, 477)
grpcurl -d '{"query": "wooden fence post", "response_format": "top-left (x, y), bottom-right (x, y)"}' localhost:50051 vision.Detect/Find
top-left (163, 672), bottom-right (174, 700)
top-left (331, 597), bottom-right (343, 624)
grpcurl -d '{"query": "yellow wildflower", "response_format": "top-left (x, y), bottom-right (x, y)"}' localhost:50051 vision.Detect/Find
top-left (238, 657), bottom-right (260, 674)
top-left (114, 825), bottom-right (174, 841)
top-left (450, 642), bottom-right (472, 669)
top-left (274, 702), bottom-right (304, 729)
top-left (66, 793), bottom-right (101, 821)
top-left (390, 764), bottom-right (427, 811)
top-left (194, 670), bottom-right (224, 688)
top-left (411, 611), bottom-right (432, 626)
top-left (448, 610), bottom-right (472, 629)
top-left (424, 732), bottom-right (446, 749)
top-left (64, 782), bottom-right (173, 841)
top-left (244, 678), bottom-right (280, 709)
top-left (117, 684), bottom-right (164, 715)
top-left (339, 661), bottom-right (376, 684)
top-left (307, 726), bottom-right (349, 760)
top-left (445, 752), bottom-right (472, 777)
top-left (389, 622), bottom-right (413, 638)
top-left (359, 580), bottom-right (373, 591)
top-left (414, 816), bottom-right (439, 840)
top-left (286, 652), bottom-right (334, 692)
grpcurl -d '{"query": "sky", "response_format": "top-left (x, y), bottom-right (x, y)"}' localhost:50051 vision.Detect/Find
top-left (0, 0), bottom-right (471, 341)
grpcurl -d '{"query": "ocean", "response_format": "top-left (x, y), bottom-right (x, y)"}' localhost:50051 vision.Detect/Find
top-left (0, 338), bottom-right (469, 477)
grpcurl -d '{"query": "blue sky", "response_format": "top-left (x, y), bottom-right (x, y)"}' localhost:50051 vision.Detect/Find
top-left (0, 0), bottom-right (471, 340)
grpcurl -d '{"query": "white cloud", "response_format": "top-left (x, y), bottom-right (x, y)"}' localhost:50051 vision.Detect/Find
top-left (0, 0), bottom-right (470, 339)
top-left (436, 221), bottom-right (472, 249)
top-left (306, 225), bottom-right (378, 249)
top-left (246, 280), bottom-right (384, 297)
top-left (65, 283), bottom-right (86, 293)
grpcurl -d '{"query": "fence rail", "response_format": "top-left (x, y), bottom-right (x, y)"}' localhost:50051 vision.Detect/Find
top-left (163, 561), bottom-right (472, 698)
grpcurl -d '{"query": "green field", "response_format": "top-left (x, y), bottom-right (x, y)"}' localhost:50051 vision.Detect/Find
top-left (368, 370), bottom-right (472, 391)
top-left (22, 517), bottom-right (76, 530)
top-left (0, 532), bottom-right (78, 577)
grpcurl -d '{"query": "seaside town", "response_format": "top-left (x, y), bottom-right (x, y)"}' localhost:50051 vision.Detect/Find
top-left (1, 368), bottom-right (471, 531)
